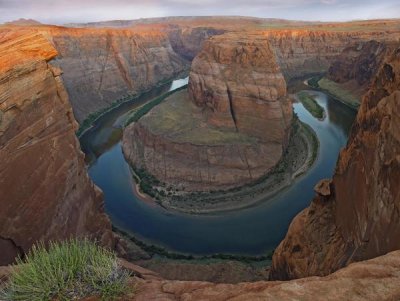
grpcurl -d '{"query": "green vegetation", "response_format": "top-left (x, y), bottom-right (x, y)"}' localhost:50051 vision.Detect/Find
top-left (317, 78), bottom-right (360, 109)
top-left (124, 84), bottom-right (188, 127)
top-left (298, 91), bottom-right (325, 119)
top-left (77, 95), bottom-right (136, 137)
top-left (1, 239), bottom-right (130, 301)
top-left (133, 167), bottom-right (162, 200)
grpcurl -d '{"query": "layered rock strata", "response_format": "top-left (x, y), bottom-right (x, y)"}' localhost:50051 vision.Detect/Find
top-left (270, 44), bottom-right (400, 280)
top-left (0, 30), bottom-right (114, 265)
top-left (168, 26), bottom-right (225, 61)
top-left (328, 40), bottom-right (393, 88)
top-left (123, 33), bottom-right (292, 191)
top-left (264, 30), bottom-right (400, 80)
top-left (46, 27), bottom-right (188, 122)
top-left (3, 22), bottom-right (398, 124)
top-left (188, 33), bottom-right (292, 140)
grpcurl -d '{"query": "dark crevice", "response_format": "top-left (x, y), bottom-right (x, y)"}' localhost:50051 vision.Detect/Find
top-left (0, 236), bottom-right (25, 264)
top-left (226, 86), bottom-right (238, 131)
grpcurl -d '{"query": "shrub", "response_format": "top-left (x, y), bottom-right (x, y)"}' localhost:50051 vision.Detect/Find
top-left (1, 239), bottom-right (130, 301)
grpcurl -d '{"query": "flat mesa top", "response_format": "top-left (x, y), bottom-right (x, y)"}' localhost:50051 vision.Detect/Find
top-left (139, 89), bottom-right (258, 146)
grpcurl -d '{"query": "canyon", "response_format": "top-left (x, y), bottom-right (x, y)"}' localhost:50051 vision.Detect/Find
top-left (1, 16), bottom-right (400, 300)
top-left (3, 19), bottom-right (399, 125)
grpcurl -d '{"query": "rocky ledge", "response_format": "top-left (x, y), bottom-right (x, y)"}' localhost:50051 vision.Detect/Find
top-left (123, 33), bottom-right (293, 194)
top-left (78, 250), bottom-right (400, 300)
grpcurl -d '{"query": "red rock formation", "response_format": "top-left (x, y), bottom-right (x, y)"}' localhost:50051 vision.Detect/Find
top-left (328, 40), bottom-right (391, 86)
top-left (0, 30), bottom-right (114, 265)
top-left (3, 22), bottom-right (398, 125)
top-left (263, 29), bottom-right (400, 80)
top-left (123, 33), bottom-right (292, 191)
top-left (168, 26), bottom-right (225, 61)
top-left (43, 27), bottom-right (188, 123)
top-left (86, 250), bottom-right (400, 300)
top-left (270, 44), bottom-right (400, 280)
top-left (189, 33), bottom-right (292, 141)
top-left (324, 40), bottom-right (396, 98)
top-left (124, 114), bottom-right (283, 191)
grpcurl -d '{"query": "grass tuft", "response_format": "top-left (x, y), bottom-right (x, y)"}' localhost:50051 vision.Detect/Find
top-left (1, 239), bottom-right (130, 301)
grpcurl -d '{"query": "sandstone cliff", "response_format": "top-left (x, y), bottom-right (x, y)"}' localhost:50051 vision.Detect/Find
top-left (188, 33), bottom-right (292, 140)
top-left (328, 40), bottom-right (391, 86)
top-left (51, 27), bottom-right (400, 123)
top-left (6, 23), bottom-right (397, 125)
top-left (168, 26), bottom-right (225, 61)
top-left (270, 44), bottom-right (400, 280)
top-left (0, 30), bottom-right (114, 265)
top-left (123, 33), bottom-right (292, 191)
top-left (324, 40), bottom-right (396, 99)
top-left (44, 27), bottom-right (188, 123)
top-left (264, 29), bottom-right (400, 80)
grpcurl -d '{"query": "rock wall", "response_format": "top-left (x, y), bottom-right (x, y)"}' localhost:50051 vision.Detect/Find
top-left (270, 44), bottom-right (400, 280)
top-left (327, 40), bottom-right (392, 87)
top-left (264, 30), bottom-right (400, 80)
top-left (43, 27), bottom-right (188, 123)
top-left (168, 26), bottom-right (226, 61)
top-left (123, 118), bottom-right (282, 191)
top-left (188, 33), bottom-right (292, 142)
top-left (0, 30), bottom-right (114, 265)
top-left (6, 24), bottom-right (396, 125)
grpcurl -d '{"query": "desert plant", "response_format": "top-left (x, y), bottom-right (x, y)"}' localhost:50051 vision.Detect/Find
top-left (1, 238), bottom-right (130, 301)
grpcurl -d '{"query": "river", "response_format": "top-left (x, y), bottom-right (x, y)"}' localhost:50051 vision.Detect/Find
top-left (80, 77), bottom-right (356, 256)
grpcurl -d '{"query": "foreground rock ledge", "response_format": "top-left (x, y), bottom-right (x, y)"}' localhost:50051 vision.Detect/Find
top-left (79, 250), bottom-right (400, 300)
top-left (123, 33), bottom-right (292, 192)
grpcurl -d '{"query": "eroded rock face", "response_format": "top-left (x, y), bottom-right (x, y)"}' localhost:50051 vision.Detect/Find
top-left (129, 250), bottom-right (400, 300)
top-left (270, 44), bottom-right (400, 280)
top-left (123, 33), bottom-right (292, 191)
top-left (188, 33), bottom-right (292, 141)
top-left (328, 40), bottom-right (392, 87)
top-left (45, 27), bottom-right (188, 122)
top-left (264, 30), bottom-right (400, 80)
top-left (168, 26), bottom-right (226, 61)
top-left (0, 30), bottom-right (114, 265)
